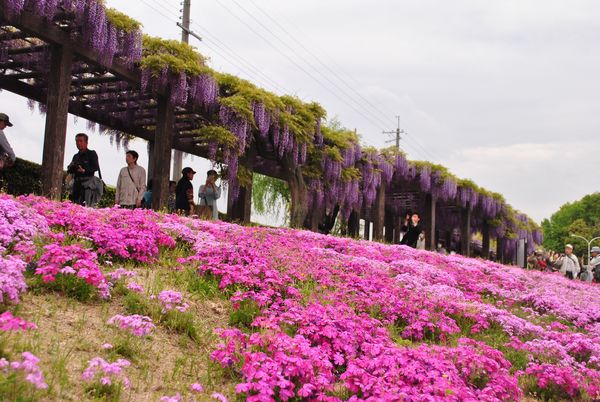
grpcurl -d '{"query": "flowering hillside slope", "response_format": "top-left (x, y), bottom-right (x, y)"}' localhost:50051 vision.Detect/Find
top-left (0, 194), bottom-right (598, 401)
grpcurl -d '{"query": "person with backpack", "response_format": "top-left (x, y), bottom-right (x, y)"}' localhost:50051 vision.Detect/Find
top-left (67, 133), bottom-right (101, 206)
top-left (588, 246), bottom-right (600, 283)
top-left (556, 244), bottom-right (581, 279)
top-left (115, 150), bottom-right (146, 209)
top-left (175, 167), bottom-right (196, 216)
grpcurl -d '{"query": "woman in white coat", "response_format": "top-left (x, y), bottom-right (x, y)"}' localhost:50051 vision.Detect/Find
top-left (198, 169), bottom-right (221, 220)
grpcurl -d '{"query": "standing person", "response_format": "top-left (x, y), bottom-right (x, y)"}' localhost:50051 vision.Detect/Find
top-left (142, 180), bottom-right (152, 208)
top-left (416, 231), bottom-right (426, 250)
top-left (167, 181), bottom-right (177, 213)
top-left (589, 246), bottom-right (600, 283)
top-left (0, 113), bottom-right (15, 169)
top-left (175, 167), bottom-right (196, 216)
top-left (537, 252), bottom-right (548, 271)
top-left (399, 212), bottom-right (411, 243)
top-left (557, 244), bottom-right (581, 279)
top-left (67, 133), bottom-right (100, 206)
top-left (436, 242), bottom-right (448, 255)
top-left (198, 169), bottom-right (221, 220)
top-left (400, 212), bottom-right (423, 248)
top-left (115, 150), bottom-right (146, 209)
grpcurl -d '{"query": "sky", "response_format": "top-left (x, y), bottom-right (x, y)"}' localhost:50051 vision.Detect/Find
top-left (3, 0), bottom-right (600, 223)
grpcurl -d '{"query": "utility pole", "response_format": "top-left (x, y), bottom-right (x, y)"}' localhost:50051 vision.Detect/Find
top-left (383, 115), bottom-right (405, 150)
top-left (172, 0), bottom-right (201, 180)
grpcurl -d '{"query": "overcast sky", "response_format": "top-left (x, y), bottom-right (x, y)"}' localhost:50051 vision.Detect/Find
top-left (3, 0), bottom-right (600, 223)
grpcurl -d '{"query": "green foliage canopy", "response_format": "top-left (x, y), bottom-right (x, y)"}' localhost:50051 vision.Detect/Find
top-left (542, 192), bottom-right (600, 259)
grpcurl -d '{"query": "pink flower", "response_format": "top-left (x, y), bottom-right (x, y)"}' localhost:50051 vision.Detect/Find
top-left (211, 392), bottom-right (228, 402)
top-left (190, 382), bottom-right (204, 393)
top-left (107, 315), bottom-right (155, 337)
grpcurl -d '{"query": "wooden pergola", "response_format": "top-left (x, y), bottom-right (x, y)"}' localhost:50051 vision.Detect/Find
top-left (0, 8), bottom-right (524, 263)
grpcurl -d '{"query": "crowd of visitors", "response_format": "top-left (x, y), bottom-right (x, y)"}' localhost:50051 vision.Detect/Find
top-left (527, 244), bottom-right (600, 283)
top-left (0, 116), bottom-right (221, 220)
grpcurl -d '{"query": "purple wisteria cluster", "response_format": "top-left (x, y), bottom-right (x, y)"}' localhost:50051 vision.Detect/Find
top-left (2, 0), bottom-right (143, 67)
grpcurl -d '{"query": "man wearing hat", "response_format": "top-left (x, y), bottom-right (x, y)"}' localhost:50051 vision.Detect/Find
top-left (588, 246), bottom-right (600, 283)
top-left (175, 167), bottom-right (196, 215)
top-left (0, 113), bottom-right (16, 169)
top-left (558, 244), bottom-right (580, 279)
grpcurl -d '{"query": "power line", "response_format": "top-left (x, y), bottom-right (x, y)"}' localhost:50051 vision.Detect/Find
top-left (139, 0), bottom-right (287, 93)
top-left (241, 0), bottom-right (446, 162)
top-left (218, 0), bottom-right (441, 162)
top-left (140, 0), bottom-right (437, 162)
top-left (211, 0), bottom-right (393, 134)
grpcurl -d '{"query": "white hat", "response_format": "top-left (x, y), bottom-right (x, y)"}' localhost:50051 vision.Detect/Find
top-left (591, 246), bottom-right (600, 254)
top-left (565, 244), bottom-right (574, 250)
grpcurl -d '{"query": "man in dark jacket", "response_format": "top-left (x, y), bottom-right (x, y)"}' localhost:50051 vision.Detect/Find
top-left (400, 212), bottom-right (423, 248)
top-left (67, 133), bottom-right (99, 206)
top-left (175, 167), bottom-right (196, 215)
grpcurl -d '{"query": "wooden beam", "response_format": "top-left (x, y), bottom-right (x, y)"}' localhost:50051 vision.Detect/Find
top-left (41, 44), bottom-right (72, 199)
top-left (424, 194), bottom-right (437, 251)
top-left (11, 11), bottom-right (142, 86)
top-left (71, 75), bottom-right (122, 86)
top-left (7, 45), bottom-right (47, 55)
top-left (460, 203), bottom-right (472, 257)
top-left (151, 94), bottom-right (174, 210)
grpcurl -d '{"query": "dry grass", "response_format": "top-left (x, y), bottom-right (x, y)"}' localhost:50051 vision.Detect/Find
top-left (1, 262), bottom-right (238, 401)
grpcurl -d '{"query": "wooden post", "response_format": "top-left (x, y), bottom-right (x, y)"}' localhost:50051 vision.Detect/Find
top-left (496, 237), bottom-right (504, 263)
top-left (41, 44), bottom-right (72, 199)
top-left (424, 194), bottom-right (437, 251)
top-left (151, 95), bottom-right (174, 210)
top-left (147, 140), bottom-right (155, 184)
top-left (460, 203), bottom-right (472, 256)
top-left (373, 183), bottom-right (386, 242)
top-left (384, 210), bottom-right (394, 243)
top-left (393, 215), bottom-right (401, 244)
top-left (348, 211), bottom-right (360, 237)
top-left (482, 221), bottom-right (491, 260)
top-left (227, 146), bottom-right (256, 224)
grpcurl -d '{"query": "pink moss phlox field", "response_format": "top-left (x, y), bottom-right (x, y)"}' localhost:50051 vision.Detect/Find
top-left (186, 223), bottom-right (599, 400)
top-left (0, 195), bottom-right (599, 400)
top-left (19, 195), bottom-right (176, 263)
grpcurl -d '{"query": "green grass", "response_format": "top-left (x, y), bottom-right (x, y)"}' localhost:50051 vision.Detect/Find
top-left (27, 274), bottom-right (98, 303)
top-left (229, 299), bottom-right (261, 331)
